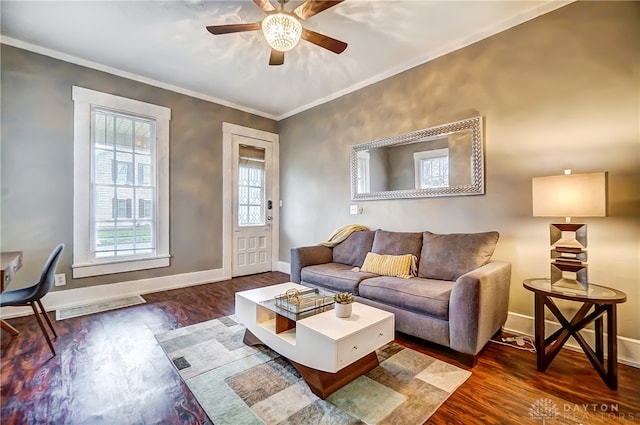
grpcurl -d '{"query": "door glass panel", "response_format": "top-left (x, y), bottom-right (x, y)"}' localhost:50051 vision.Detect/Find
top-left (238, 145), bottom-right (265, 226)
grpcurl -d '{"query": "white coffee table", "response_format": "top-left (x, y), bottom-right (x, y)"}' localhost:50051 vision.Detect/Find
top-left (235, 282), bottom-right (394, 398)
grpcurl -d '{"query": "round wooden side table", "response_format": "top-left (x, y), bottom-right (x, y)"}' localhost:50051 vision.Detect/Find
top-left (523, 278), bottom-right (627, 389)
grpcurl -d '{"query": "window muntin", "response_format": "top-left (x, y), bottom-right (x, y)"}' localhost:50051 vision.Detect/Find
top-left (414, 148), bottom-right (450, 189)
top-left (237, 146), bottom-right (265, 227)
top-left (92, 108), bottom-right (156, 260)
top-left (238, 159), bottom-right (265, 226)
top-left (420, 156), bottom-right (449, 188)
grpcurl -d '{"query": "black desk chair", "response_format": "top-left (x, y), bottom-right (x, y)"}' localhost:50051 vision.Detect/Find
top-left (0, 244), bottom-right (64, 355)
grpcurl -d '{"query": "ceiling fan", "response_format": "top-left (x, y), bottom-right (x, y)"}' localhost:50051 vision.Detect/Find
top-left (206, 0), bottom-right (347, 66)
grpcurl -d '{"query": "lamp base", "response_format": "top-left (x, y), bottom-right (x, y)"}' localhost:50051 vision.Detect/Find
top-left (550, 223), bottom-right (587, 249)
top-left (551, 278), bottom-right (588, 293)
top-left (551, 261), bottom-right (588, 292)
top-left (548, 222), bottom-right (589, 292)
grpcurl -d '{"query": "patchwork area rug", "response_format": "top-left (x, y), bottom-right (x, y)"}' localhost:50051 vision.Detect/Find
top-left (156, 316), bottom-right (471, 425)
top-left (56, 295), bottom-right (146, 320)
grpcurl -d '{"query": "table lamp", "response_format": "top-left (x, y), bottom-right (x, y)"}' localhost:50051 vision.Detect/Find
top-left (532, 170), bottom-right (607, 291)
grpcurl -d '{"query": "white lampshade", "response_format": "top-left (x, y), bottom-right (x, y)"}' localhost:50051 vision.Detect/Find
top-left (261, 13), bottom-right (302, 52)
top-left (532, 172), bottom-right (607, 218)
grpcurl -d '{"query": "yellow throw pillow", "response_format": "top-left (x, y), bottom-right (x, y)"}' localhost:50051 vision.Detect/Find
top-left (360, 252), bottom-right (417, 279)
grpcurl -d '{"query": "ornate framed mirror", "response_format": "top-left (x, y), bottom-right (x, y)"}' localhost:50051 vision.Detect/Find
top-left (350, 116), bottom-right (484, 200)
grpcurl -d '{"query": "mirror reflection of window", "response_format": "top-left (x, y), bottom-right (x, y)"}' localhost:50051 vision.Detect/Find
top-left (414, 148), bottom-right (449, 189)
top-left (356, 151), bottom-right (370, 193)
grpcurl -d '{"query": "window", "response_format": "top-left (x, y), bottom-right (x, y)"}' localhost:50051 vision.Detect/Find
top-left (139, 199), bottom-right (152, 218)
top-left (237, 146), bottom-right (265, 227)
top-left (72, 86), bottom-right (171, 278)
top-left (414, 149), bottom-right (449, 189)
top-left (138, 163), bottom-right (151, 185)
top-left (113, 160), bottom-right (133, 185)
top-left (113, 198), bottom-right (133, 219)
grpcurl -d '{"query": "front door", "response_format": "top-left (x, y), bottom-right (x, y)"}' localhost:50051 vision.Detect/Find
top-left (231, 135), bottom-right (274, 277)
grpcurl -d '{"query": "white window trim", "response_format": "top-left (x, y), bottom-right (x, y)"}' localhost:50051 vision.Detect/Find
top-left (72, 86), bottom-right (171, 278)
top-left (413, 148), bottom-right (449, 189)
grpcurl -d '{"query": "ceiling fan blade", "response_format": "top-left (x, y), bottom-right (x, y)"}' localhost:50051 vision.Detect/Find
top-left (206, 22), bottom-right (261, 35)
top-left (293, 1), bottom-right (344, 20)
top-left (253, 0), bottom-right (276, 13)
top-left (269, 49), bottom-right (284, 66)
top-left (301, 28), bottom-right (347, 54)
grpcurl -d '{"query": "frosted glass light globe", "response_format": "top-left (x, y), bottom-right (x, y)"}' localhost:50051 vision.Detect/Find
top-left (261, 13), bottom-right (302, 52)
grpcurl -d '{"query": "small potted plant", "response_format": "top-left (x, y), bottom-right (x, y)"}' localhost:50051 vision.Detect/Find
top-left (334, 292), bottom-right (354, 318)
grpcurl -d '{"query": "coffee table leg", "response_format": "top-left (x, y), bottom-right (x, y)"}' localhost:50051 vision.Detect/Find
top-left (242, 329), bottom-right (264, 346)
top-left (242, 327), bottom-right (380, 399)
top-left (291, 352), bottom-right (379, 399)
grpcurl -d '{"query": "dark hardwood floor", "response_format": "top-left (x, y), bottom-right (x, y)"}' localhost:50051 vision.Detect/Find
top-left (1, 272), bottom-right (638, 424)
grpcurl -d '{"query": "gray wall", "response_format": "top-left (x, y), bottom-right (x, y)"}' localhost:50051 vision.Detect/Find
top-left (1, 44), bottom-right (277, 290)
top-left (368, 148), bottom-right (388, 192)
top-left (278, 2), bottom-right (640, 340)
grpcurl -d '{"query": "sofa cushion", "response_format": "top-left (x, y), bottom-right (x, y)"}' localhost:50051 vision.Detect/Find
top-left (371, 230), bottom-right (423, 259)
top-left (301, 263), bottom-right (378, 295)
top-left (360, 252), bottom-right (416, 279)
top-left (419, 231), bottom-right (500, 281)
top-left (332, 230), bottom-right (375, 267)
top-left (359, 276), bottom-right (454, 320)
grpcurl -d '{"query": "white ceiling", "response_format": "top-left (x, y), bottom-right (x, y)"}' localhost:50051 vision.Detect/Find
top-left (1, 0), bottom-right (570, 120)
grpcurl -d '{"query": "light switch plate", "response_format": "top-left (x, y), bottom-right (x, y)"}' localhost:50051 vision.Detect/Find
top-left (350, 205), bottom-right (359, 215)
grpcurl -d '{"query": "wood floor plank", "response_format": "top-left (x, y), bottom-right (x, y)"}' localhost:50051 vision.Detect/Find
top-left (1, 271), bottom-right (638, 424)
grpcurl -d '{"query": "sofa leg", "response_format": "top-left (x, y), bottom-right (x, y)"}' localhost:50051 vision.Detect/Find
top-left (457, 353), bottom-right (478, 368)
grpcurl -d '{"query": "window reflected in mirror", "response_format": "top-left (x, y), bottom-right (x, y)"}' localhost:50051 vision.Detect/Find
top-left (414, 148), bottom-right (449, 189)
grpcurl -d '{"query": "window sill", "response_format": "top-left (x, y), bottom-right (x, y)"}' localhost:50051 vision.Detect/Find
top-left (72, 255), bottom-right (171, 278)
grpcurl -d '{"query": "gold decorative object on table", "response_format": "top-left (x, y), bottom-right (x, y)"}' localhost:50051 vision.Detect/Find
top-left (285, 289), bottom-right (301, 307)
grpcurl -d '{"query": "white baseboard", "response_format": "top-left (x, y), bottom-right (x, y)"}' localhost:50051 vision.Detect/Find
top-left (0, 268), bottom-right (230, 319)
top-left (504, 312), bottom-right (640, 368)
top-left (277, 261), bottom-right (291, 275)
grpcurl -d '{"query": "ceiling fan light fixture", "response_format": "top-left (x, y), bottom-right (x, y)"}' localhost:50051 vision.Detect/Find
top-left (261, 13), bottom-right (302, 52)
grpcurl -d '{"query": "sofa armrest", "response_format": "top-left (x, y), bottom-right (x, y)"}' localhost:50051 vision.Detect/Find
top-left (290, 245), bottom-right (333, 283)
top-left (449, 261), bottom-right (512, 355)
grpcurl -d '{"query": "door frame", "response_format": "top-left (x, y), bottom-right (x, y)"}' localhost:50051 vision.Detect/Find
top-left (222, 122), bottom-right (279, 279)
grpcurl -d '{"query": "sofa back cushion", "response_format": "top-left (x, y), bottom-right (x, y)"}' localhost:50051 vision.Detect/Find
top-left (332, 230), bottom-right (375, 267)
top-left (371, 230), bottom-right (423, 259)
top-left (418, 231), bottom-right (500, 280)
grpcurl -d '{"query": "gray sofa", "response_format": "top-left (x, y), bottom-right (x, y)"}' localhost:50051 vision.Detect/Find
top-left (290, 229), bottom-right (511, 366)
